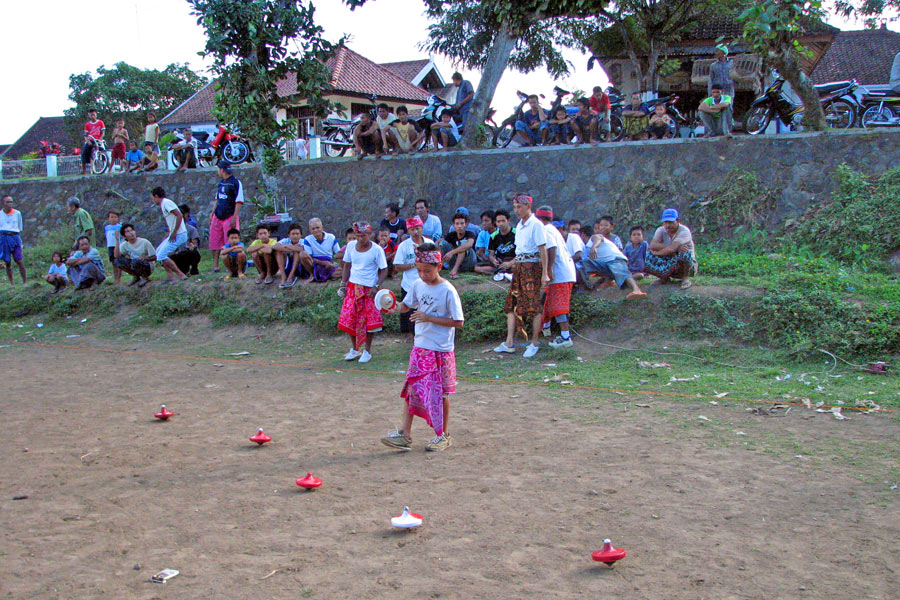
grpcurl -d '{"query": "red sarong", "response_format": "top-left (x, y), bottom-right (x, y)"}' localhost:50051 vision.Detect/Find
top-left (542, 282), bottom-right (573, 326)
top-left (337, 282), bottom-right (383, 349)
top-left (401, 347), bottom-right (456, 436)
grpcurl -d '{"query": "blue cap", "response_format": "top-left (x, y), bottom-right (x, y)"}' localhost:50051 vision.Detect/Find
top-left (454, 206), bottom-right (469, 216)
top-left (552, 220), bottom-right (565, 228)
top-left (217, 160), bottom-right (233, 174)
top-left (661, 208), bottom-right (679, 222)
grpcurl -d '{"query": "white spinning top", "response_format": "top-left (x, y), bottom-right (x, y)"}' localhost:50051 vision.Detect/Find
top-left (391, 506), bottom-right (423, 529)
top-left (374, 288), bottom-right (397, 311)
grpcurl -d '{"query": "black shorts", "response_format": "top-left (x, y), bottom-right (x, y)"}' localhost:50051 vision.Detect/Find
top-left (108, 247), bottom-right (116, 262)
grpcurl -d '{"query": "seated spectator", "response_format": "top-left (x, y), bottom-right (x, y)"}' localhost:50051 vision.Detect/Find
top-left (515, 94), bottom-right (549, 146)
top-left (474, 210), bottom-right (496, 272)
top-left (180, 203), bottom-right (199, 229)
top-left (548, 106), bottom-right (573, 145)
top-left (594, 215), bottom-right (623, 249)
top-left (380, 203), bottom-right (407, 243)
top-left (275, 223), bottom-right (308, 287)
top-left (431, 110), bottom-right (461, 150)
top-left (644, 208), bottom-right (697, 289)
top-left (335, 227), bottom-right (355, 264)
top-left (571, 98), bottom-right (599, 146)
top-left (579, 224), bottom-right (593, 246)
top-left (353, 112), bottom-right (382, 159)
top-left (414, 199), bottom-right (443, 242)
top-left (385, 106), bottom-right (424, 154)
top-left (125, 141), bottom-right (144, 173)
top-left (248, 224), bottom-right (281, 284)
top-left (376, 227), bottom-right (397, 276)
top-left (171, 216), bottom-right (202, 277)
top-left (589, 86), bottom-right (612, 142)
top-left (579, 232), bottom-right (646, 299)
top-left (624, 226), bottom-right (647, 280)
top-left (113, 223), bottom-right (156, 287)
top-left (439, 212), bottom-right (476, 279)
top-left (222, 228), bottom-right (247, 279)
top-left (302, 218), bottom-right (341, 282)
top-left (622, 92), bottom-right (650, 141)
top-left (453, 206), bottom-right (481, 236)
top-left (66, 235), bottom-right (106, 290)
top-left (172, 129), bottom-right (198, 172)
top-left (647, 104), bottom-right (673, 139)
top-left (698, 84), bottom-right (733, 137)
top-left (375, 103), bottom-right (398, 154)
top-left (475, 208), bottom-right (516, 277)
top-left (45, 251), bottom-right (68, 293)
top-left (137, 142), bottom-right (159, 172)
top-left (565, 220), bottom-right (585, 264)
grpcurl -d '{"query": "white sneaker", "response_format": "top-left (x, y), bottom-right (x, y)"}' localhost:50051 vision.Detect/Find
top-left (493, 342), bottom-right (515, 353)
top-left (503, 273), bottom-right (513, 282)
top-left (358, 350), bottom-right (372, 363)
top-left (548, 336), bottom-right (573, 348)
top-left (523, 343), bottom-right (540, 358)
top-left (493, 273), bottom-right (505, 282)
top-left (344, 349), bottom-right (362, 361)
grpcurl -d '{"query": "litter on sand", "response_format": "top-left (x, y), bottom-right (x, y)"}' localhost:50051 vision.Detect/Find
top-left (226, 351), bottom-right (250, 356)
top-left (670, 375), bottom-right (700, 382)
top-left (698, 415), bottom-right (710, 422)
top-left (638, 359), bottom-right (671, 369)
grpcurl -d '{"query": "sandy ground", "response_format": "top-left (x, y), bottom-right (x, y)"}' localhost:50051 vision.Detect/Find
top-left (1, 342), bottom-right (899, 599)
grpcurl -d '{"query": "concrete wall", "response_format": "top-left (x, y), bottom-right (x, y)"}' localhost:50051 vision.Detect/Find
top-left (1, 128), bottom-right (897, 244)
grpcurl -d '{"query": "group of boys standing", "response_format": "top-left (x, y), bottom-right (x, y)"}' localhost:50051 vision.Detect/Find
top-left (80, 109), bottom-right (162, 175)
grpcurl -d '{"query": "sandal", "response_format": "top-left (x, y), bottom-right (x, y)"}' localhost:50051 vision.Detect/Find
top-left (264, 277), bottom-right (274, 285)
top-left (254, 277), bottom-right (263, 285)
top-left (680, 280), bottom-right (693, 289)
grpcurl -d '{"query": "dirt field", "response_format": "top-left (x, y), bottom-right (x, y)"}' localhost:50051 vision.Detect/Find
top-left (2, 342), bottom-right (899, 599)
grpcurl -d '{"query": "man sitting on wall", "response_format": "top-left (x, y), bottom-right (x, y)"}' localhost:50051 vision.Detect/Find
top-left (698, 84), bottom-right (733, 137)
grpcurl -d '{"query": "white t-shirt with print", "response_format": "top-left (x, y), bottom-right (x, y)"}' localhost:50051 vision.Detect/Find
top-left (160, 198), bottom-right (187, 236)
top-left (393, 236), bottom-right (433, 291)
top-left (514, 214), bottom-right (547, 255)
top-left (544, 224), bottom-right (576, 284)
top-left (404, 278), bottom-right (465, 352)
top-left (342, 240), bottom-right (388, 288)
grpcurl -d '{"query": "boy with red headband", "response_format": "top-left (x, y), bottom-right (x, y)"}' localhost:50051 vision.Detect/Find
top-left (494, 193), bottom-right (550, 358)
top-left (338, 221), bottom-right (388, 363)
top-left (381, 242), bottom-right (464, 452)
top-left (393, 216), bottom-right (433, 336)
top-left (534, 205), bottom-right (576, 348)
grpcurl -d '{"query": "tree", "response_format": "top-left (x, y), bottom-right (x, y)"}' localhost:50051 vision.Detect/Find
top-left (833, 0), bottom-right (900, 26)
top-left (738, 0), bottom-right (828, 130)
top-left (64, 62), bottom-right (206, 146)
top-left (421, 0), bottom-right (607, 148)
top-left (188, 0), bottom-right (343, 173)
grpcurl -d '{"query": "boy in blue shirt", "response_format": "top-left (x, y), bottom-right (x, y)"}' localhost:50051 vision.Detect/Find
top-left (222, 228), bottom-right (247, 279)
top-left (104, 210), bottom-right (123, 284)
top-left (125, 141), bottom-right (144, 173)
top-left (623, 226), bottom-right (648, 280)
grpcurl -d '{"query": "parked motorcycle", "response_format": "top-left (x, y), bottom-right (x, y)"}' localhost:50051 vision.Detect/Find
top-left (860, 87), bottom-right (900, 128)
top-left (322, 93), bottom-right (378, 157)
top-left (170, 125), bottom-right (253, 167)
top-left (744, 75), bottom-right (862, 134)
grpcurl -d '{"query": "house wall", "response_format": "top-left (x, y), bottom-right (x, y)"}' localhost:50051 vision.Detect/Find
top-left (2, 128), bottom-right (898, 244)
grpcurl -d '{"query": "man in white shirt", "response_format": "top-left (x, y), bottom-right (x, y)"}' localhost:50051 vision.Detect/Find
top-left (301, 218), bottom-right (341, 282)
top-left (172, 129), bottom-right (198, 172)
top-left (494, 193), bottom-right (550, 358)
top-left (536, 207), bottom-right (576, 348)
top-left (414, 199), bottom-right (443, 241)
top-left (393, 216), bottom-right (433, 335)
top-left (0, 194), bottom-right (26, 285)
top-left (150, 186), bottom-right (188, 282)
top-left (580, 227), bottom-right (647, 299)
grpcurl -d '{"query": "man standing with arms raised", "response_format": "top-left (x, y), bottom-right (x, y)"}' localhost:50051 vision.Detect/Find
top-left (209, 161), bottom-right (244, 273)
top-left (0, 195), bottom-right (26, 286)
top-left (494, 194), bottom-right (550, 359)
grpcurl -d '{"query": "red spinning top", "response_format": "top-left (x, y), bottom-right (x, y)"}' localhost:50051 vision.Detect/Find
top-left (154, 405), bottom-right (174, 421)
top-left (296, 472), bottom-right (322, 490)
top-left (249, 428), bottom-right (272, 445)
top-left (592, 539), bottom-right (626, 566)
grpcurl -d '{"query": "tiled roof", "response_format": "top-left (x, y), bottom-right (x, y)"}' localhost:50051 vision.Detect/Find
top-left (160, 81), bottom-right (218, 126)
top-left (2, 116), bottom-right (73, 159)
top-left (812, 27), bottom-right (900, 85)
top-left (380, 59), bottom-right (431, 83)
top-left (682, 14), bottom-right (836, 41)
top-left (0, 145), bottom-right (10, 156)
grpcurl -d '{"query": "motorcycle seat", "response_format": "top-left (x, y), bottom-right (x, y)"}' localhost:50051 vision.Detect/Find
top-left (814, 81), bottom-right (852, 94)
top-left (324, 118), bottom-right (353, 126)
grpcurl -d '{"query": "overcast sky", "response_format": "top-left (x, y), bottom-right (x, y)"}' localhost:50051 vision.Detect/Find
top-left (0, 0), bottom-right (880, 144)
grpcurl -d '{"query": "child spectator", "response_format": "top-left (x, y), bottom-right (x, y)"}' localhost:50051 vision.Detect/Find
top-left (594, 216), bottom-right (623, 249)
top-left (81, 108), bottom-right (105, 175)
top-left (385, 106), bottom-right (424, 154)
top-left (535, 206), bottom-right (576, 348)
top-left (393, 216), bottom-right (433, 336)
top-left (275, 223), bottom-right (308, 288)
top-left (548, 106), bottom-right (573, 144)
top-left (380, 203), bottom-right (407, 243)
top-left (144, 112), bottom-right (161, 152)
top-left (107, 119), bottom-right (128, 174)
top-left (353, 112), bottom-right (382, 159)
top-left (180, 203), bottom-right (199, 229)
top-left (431, 110), bottom-right (461, 149)
top-left (338, 222), bottom-right (389, 364)
top-left (376, 227), bottom-right (398, 277)
top-left (566, 220), bottom-right (585, 264)
top-left (125, 141), bottom-right (144, 172)
top-left (222, 229), bottom-right (247, 279)
top-left (171, 212), bottom-right (202, 277)
top-left (477, 208), bottom-right (516, 278)
top-left (474, 210), bottom-right (495, 272)
top-left (113, 223), bottom-right (156, 287)
top-left (45, 252), bottom-right (68, 293)
top-left (302, 218), bottom-right (341, 282)
top-left (579, 224), bottom-right (593, 246)
top-left (247, 224), bottom-right (281, 285)
top-left (647, 104), bottom-right (673, 139)
top-left (571, 98), bottom-right (599, 145)
top-left (137, 142), bottom-right (159, 172)
top-left (380, 242), bottom-right (464, 452)
top-left (579, 232), bottom-right (646, 300)
top-left (439, 212), bottom-right (476, 279)
top-left (335, 227), bottom-right (356, 265)
top-left (624, 226), bottom-right (648, 280)
top-left (589, 86), bottom-right (612, 141)
top-left (375, 103), bottom-right (398, 154)
top-left (104, 211), bottom-right (123, 284)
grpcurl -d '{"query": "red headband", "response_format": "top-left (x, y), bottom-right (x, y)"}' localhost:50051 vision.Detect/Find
top-left (353, 222), bottom-right (372, 234)
top-left (405, 216), bottom-right (424, 229)
top-left (535, 208), bottom-right (553, 219)
top-left (513, 193), bottom-right (533, 205)
top-left (415, 249), bottom-right (442, 265)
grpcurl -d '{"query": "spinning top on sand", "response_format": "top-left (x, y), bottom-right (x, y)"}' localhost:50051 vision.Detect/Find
top-left (296, 472), bottom-right (322, 490)
top-left (592, 539), bottom-right (626, 566)
top-left (249, 428), bottom-right (272, 445)
top-left (391, 506), bottom-right (423, 529)
top-left (154, 405), bottom-right (174, 421)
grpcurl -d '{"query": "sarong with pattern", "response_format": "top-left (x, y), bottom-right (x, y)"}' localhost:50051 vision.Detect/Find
top-left (337, 282), bottom-right (383, 349)
top-left (542, 281), bottom-right (573, 325)
top-left (401, 347), bottom-right (456, 436)
top-left (643, 251), bottom-right (696, 280)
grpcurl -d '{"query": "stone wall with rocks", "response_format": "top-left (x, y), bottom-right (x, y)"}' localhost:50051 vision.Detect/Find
top-left (2, 128), bottom-right (897, 244)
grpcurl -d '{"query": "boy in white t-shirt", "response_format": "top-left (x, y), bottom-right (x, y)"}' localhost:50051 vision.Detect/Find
top-left (381, 243), bottom-right (464, 452)
top-left (392, 216), bottom-right (433, 336)
top-left (150, 186), bottom-right (188, 283)
top-left (337, 222), bottom-right (389, 364)
top-left (535, 207), bottom-right (577, 348)
top-left (104, 210), bottom-right (123, 284)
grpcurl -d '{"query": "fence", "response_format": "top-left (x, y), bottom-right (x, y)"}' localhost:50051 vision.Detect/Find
top-left (0, 155), bottom-right (92, 180)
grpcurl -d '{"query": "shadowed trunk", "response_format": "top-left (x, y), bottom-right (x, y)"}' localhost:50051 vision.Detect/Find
top-left (773, 47), bottom-right (826, 131)
top-left (460, 22), bottom-right (518, 149)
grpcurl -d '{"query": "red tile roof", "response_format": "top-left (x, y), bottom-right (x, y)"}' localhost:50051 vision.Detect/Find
top-left (379, 59), bottom-right (431, 83)
top-left (160, 81), bottom-right (218, 126)
top-left (681, 13), bottom-right (836, 41)
top-left (812, 27), bottom-right (900, 85)
top-left (2, 116), bottom-right (74, 159)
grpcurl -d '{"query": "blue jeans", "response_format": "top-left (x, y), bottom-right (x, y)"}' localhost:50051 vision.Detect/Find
top-left (515, 120), bottom-right (548, 145)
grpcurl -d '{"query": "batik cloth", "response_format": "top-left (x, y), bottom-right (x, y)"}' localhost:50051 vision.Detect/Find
top-left (542, 281), bottom-right (573, 324)
top-left (504, 261), bottom-right (543, 318)
top-left (337, 282), bottom-right (383, 349)
top-left (643, 251), bottom-right (697, 280)
top-left (401, 346), bottom-right (456, 436)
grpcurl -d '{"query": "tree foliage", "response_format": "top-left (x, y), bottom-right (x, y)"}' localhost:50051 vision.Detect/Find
top-left (833, 0), bottom-right (900, 27)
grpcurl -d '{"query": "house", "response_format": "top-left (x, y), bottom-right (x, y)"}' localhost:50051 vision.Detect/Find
top-left (0, 145), bottom-right (10, 156)
top-left (380, 58), bottom-right (456, 103)
top-left (812, 24), bottom-right (900, 89)
top-left (160, 47), bottom-right (435, 138)
top-left (1, 116), bottom-right (75, 160)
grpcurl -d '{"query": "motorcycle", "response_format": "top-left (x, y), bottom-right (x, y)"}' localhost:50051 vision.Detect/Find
top-left (171, 125), bottom-right (253, 167)
top-left (860, 87), bottom-right (900, 128)
top-left (322, 93), bottom-right (378, 157)
top-left (744, 75), bottom-right (862, 134)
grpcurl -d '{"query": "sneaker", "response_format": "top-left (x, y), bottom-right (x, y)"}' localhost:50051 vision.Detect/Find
top-left (493, 273), bottom-right (505, 282)
top-left (380, 429), bottom-right (412, 451)
top-left (344, 349), bottom-right (362, 361)
top-left (493, 342), bottom-right (515, 353)
top-left (503, 273), bottom-right (513, 282)
top-left (358, 350), bottom-right (372, 363)
top-left (549, 336), bottom-right (573, 349)
top-left (523, 343), bottom-right (540, 358)
top-left (425, 433), bottom-right (452, 452)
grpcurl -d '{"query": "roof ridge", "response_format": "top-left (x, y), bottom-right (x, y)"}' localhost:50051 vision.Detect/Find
top-left (338, 46), bottom-right (429, 96)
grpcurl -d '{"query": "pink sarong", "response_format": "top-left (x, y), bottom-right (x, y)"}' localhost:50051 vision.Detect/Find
top-left (337, 282), bottom-right (383, 350)
top-left (401, 347), bottom-right (456, 436)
